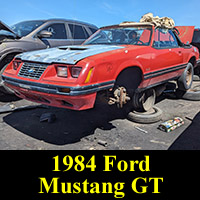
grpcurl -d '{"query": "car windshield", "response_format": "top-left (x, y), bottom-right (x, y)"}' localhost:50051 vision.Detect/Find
top-left (84, 26), bottom-right (152, 46)
top-left (10, 20), bottom-right (45, 37)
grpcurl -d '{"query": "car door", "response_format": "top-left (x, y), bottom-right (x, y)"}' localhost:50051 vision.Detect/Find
top-left (147, 28), bottom-right (183, 85)
top-left (40, 23), bottom-right (71, 48)
top-left (67, 23), bottom-right (90, 45)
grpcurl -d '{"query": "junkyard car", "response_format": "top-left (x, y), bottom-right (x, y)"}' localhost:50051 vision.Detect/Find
top-left (0, 19), bottom-right (98, 92)
top-left (2, 21), bottom-right (199, 111)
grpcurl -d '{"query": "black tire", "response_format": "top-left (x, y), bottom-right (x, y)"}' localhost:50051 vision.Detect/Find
top-left (176, 85), bottom-right (200, 101)
top-left (127, 106), bottom-right (163, 124)
top-left (194, 64), bottom-right (200, 80)
top-left (177, 62), bottom-right (193, 91)
top-left (193, 75), bottom-right (200, 81)
top-left (132, 89), bottom-right (156, 112)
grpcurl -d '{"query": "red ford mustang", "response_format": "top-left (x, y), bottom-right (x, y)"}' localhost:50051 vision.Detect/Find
top-left (2, 22), bottom-right (200, 111)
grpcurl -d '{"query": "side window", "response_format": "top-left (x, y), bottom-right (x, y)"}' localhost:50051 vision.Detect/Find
top-left (43, 23), bottom-right (67, 39)
top-left (68, 24), bottom-right (89, 39)
top-left (89, 27), bottom-right (98, 34)
top-left (153, 28), bottom-right (178, 48)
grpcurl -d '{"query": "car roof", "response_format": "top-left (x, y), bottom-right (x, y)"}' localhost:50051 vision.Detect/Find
top-left (18, 19), bottom-right (98, 29)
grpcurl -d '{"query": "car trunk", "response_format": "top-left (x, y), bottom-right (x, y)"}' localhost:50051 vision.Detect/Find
top-left (175, 26), bottom-right (195, 43)
top-left (176, 26), bottom-right (200, 58)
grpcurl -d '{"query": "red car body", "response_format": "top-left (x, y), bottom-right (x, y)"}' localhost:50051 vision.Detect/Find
top-left (2, 22), bottom-right (200, 110)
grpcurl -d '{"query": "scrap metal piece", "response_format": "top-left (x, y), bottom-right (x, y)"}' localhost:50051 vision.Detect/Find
top-left (134, 126), bottom-right (148, 134)
top-left (97, 140), bottom-right (108, 147)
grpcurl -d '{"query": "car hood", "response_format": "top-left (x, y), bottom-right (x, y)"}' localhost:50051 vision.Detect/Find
top-left (0, 21), bottom-right (19, 38)
top-left (16, 45), bottom-right (125, 65)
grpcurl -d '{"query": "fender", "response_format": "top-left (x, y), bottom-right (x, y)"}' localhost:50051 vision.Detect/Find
top-left (187, 46), bottom-right (199, 66)
top-left (0, 48), bottom-right (24, 62)
top-left (188, 55), bottom-right (197, 67)
top-left (114, 59), bottom-right (145, 80)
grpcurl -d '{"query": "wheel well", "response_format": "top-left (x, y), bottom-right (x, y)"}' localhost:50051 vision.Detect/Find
top-left (189, 56), bottom-right (196, 67)
top-left (0, 52), bottom-right (21, 69)
top-left (115, 66), bottom-right (143, 96)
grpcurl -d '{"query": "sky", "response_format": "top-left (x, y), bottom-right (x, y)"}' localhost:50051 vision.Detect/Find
top-left (1, 0), bottom-right (200, 28)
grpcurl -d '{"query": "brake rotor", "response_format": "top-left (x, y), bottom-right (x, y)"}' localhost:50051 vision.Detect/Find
top-left (108, 86), bottom-right (130, 108)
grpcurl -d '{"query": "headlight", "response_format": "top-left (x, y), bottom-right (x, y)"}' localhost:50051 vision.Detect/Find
top-left (71, 67), bottom-right (82, 78)
top-left (57, 66), bottom-right (68, 77)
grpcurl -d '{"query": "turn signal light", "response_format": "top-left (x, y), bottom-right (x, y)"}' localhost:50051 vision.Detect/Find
top-left (85, 67), bottom-right (94, 83)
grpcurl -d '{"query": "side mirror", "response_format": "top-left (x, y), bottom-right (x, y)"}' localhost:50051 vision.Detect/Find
top-left (37, 30), bottom-right (52, 38)
top-left (184, 41), bottom-right (191, 48)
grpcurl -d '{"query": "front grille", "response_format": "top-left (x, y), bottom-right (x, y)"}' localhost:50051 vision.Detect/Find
top-left (18, 62), bottom-right (48, 79)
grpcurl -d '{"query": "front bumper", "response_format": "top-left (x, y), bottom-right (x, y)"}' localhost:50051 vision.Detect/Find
top-left (2, 75), bottom-right (114, 110)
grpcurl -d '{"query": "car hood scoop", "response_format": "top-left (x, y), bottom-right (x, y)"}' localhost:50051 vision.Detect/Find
top-left (16, 45), bottom-right (124, 65)
top-left (58, 46), bottom-right (88, 51)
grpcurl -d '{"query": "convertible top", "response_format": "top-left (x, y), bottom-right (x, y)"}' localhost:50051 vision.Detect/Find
top-left (101, 13), bottom-right (175, 30)
top-left (101, 22), bottom-right (154, 29)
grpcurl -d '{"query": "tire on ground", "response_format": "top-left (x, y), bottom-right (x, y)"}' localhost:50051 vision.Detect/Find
top-left (127, 106), bottom-right (163, 124)
top-left (132, 89), bottom-right (156, 112)
top-left (193, 75), bottom-right (200, 81)
top-left (176, 84), bottom-right (200, 101)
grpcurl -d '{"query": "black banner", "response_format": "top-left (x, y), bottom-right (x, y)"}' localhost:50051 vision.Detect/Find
top-left (1, 151), bottom-right (198, 199)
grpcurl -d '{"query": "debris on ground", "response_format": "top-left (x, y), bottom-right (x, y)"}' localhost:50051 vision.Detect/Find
top-left (0, 103), bottom-right (15, 113)
top-left (158, 117), bottom-right (184, 132)
top-left (150, 140), bottom-right (169, 146)
top-left (185, 116), bottom-right (193, 121)
top-left (134, 126), bottom-right (148, 134)
top-left (40, 112), bottom-right (56, 123)
top-left (97, 140), bottom-right (108, 147)
top-left (0, 103), bottom-right (48, 114)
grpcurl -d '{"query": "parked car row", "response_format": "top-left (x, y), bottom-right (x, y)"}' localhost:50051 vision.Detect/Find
top-left (1, 19), bottom-right (200, 113)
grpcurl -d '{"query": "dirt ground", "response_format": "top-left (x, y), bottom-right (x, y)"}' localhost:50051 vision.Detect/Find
top-left (0, 82), bottom-right (200, 150)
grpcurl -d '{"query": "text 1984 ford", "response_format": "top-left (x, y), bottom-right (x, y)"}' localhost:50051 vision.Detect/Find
top-left (2, 21), bottom-right (199, 111)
